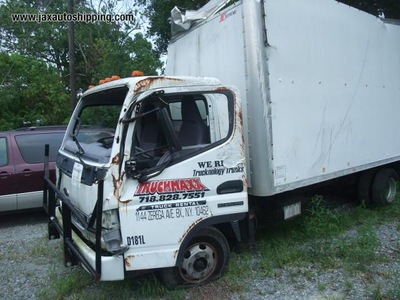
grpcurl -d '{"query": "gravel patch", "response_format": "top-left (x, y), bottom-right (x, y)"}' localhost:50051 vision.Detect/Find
top-left (231, 221), bottom-right (400, 300)
top-left (0, 211), bottom-right (399, 299)
top-left (0, 211), bottom-right (63, 300)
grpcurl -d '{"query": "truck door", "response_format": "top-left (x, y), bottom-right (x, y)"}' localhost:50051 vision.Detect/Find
top-left (120, 89), bottom-right (247, 282)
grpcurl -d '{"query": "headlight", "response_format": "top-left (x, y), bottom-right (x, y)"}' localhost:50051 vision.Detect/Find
top-left (101, 209), bottom-right (128, 255)
top-left (102, 209), bottom-right (120, 230)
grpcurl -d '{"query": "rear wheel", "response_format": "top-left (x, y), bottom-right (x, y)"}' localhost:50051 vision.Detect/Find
top-left (357, 170), bottom-right (376, 205)
top-left (371, 168), bottom-right (398, 206)
top-left (159, 226), bottom-right (230, 289)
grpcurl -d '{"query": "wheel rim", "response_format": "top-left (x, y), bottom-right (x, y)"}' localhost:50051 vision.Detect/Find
top-left (385, 178), bottom-right (397, 203)
top-left (178, 242), bottom-right (217, 283)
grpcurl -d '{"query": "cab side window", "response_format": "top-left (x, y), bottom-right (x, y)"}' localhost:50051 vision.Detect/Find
top-left (127, 92), bottom-right (232, 180)
top-left (169, 93), bottom-right (231, 148)
top-left (177, 96), bottom-right (209, 147)
top-left (132, 92), bottom-right (231, 162)
top-left (0, 138), bottom-right (8, 167)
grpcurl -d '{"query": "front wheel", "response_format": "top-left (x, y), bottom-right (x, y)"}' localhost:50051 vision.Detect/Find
top-left (159, 226), bottom-right (230, 289)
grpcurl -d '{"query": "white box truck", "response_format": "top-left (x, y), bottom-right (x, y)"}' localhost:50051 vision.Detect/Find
top-left (45, 0), bottom-right (400, 289)
top-left (167, 0), bottom-right (400, 201)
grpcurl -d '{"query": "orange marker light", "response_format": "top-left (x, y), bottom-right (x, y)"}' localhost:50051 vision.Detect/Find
top-left (132, 70), bottom-right (144, 77)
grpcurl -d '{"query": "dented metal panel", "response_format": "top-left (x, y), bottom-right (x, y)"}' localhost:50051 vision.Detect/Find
top-left (171, 0), bottom-right (232, 35)
top-left (133, 76), bottom-right (184, 93)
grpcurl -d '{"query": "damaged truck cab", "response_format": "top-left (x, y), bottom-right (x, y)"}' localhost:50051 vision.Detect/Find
top-left (45, 75), bottom-right (249, 287)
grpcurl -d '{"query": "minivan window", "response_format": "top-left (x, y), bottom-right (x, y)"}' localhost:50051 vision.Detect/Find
top-left (0, 138), bottom-right (8, 166)
top-left (15, 132), bottom-right (64, 164)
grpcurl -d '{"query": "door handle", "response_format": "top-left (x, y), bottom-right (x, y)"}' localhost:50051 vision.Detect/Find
top-left (0, 171), bottom-right (12, 179)
top-left (22, 169), bottom-right (33, 176)
top-left (217, 180), bottom-right (244, 194)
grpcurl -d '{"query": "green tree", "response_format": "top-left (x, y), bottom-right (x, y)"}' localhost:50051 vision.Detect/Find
top-left (0, 53), bottom-right (70, 130)
top-left (0, 0), bottom-right (163, 104)
top-left (0, 0), bottom-right (163, 129)
top-left (0, 0), bottom-right (70, 71)
top-left (77, 31), bottom-right (163, 87)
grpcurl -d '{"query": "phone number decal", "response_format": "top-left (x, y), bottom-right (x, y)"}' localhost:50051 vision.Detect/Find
top-left (139, 191), bottom-right (205, 203)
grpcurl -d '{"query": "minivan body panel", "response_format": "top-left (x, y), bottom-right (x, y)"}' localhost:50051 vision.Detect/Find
top-left (0, 129), bottom-right (64, 212)
top-left (0, 132), bottom-right (17, 211)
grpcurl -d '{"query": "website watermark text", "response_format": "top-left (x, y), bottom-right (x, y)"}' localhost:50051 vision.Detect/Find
top-left (11, 12), bottom-right (134, 24)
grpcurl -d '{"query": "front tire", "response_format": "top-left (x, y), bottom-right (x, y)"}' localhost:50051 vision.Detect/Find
top-left (159, 226), bottom-right (230, 289)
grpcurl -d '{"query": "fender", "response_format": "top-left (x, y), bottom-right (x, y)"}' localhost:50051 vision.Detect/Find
top-left (175, 212), bottom-right (247, 266)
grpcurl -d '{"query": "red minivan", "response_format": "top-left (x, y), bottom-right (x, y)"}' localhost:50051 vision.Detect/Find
top-left (0, 127), bottom-right (66, 212)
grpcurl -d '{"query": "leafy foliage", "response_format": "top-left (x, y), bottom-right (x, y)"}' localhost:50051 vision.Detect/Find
top-left (0, 0), bottom-right (163, 129)
top-left (0, 0), bottom-right (163, 82)
top-left (0, 0), bottom-right (70, 69)
top-left (0, 53), bottom-right (70, 130)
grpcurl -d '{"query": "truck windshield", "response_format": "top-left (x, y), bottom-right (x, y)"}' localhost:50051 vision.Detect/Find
top-left (63, 86), bottom-right (128, 163)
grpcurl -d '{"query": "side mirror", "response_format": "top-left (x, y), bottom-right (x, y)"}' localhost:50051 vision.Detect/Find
top-left (125, 160), bottom-right (138, 179)
top-left (125, 151), bottom-right (172, 182)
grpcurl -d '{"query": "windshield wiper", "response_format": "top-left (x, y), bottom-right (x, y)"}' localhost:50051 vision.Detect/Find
top-left (73, 136), bottom-right (85, 155)
top-left (71, 118), bottom-right (89, 168)
top-left (72, 136), bottom-right (91, 168)
top-left (70, 116), bottom-right (85, 155)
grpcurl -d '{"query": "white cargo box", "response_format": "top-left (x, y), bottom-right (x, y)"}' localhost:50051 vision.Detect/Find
top-left (167, 0), bottom-right (400, 197)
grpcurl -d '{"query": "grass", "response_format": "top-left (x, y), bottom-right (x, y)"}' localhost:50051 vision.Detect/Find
top-left (36, 193), bottom-right (400, 299)
top-left (224, 251), bottom-right (255, 291)
top-left (224, 193), bottom-right (400, 295)
top-left (370, 281), bottom-right (400, 300)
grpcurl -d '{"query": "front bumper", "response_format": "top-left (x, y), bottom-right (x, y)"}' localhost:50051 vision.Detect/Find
top-left (53, 209), bottom-right (125, 281)
top-left (44, 170), bottom-right (125, 281)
